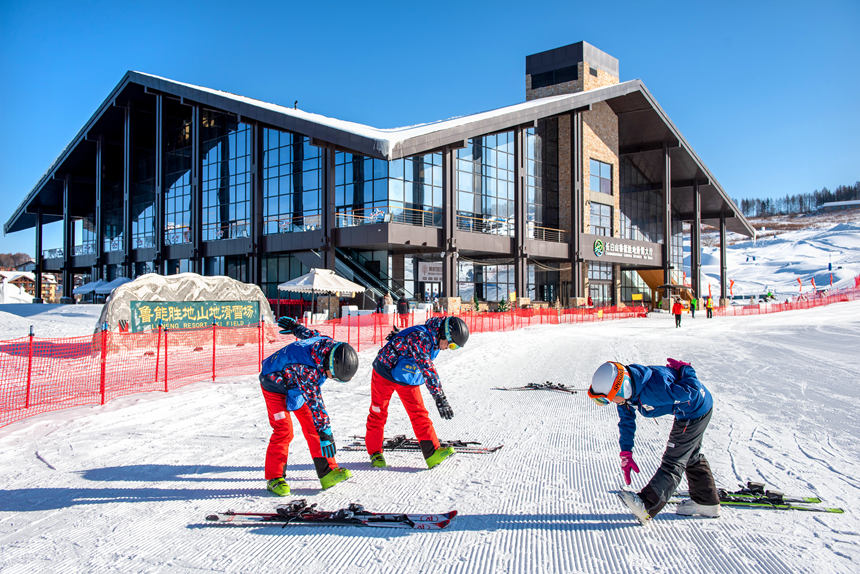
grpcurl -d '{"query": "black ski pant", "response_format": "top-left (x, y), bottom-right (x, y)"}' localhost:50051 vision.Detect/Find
top-left (674, 314), bottom-right (682, 328)
top-left (638, 408), bottom-right (719, 517)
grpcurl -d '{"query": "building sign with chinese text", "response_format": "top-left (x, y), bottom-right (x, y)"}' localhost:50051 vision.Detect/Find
top-left (579, 233), bottom-right (662, 266)
top-left (130, 300), bottom-right (261, 332)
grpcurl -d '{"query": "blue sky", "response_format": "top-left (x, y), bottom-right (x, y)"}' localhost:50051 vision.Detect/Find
top-left (1, 0), bottom-right (858, 256)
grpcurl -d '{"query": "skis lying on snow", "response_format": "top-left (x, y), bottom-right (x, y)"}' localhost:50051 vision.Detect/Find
top-left (493, 381), bottom-right (584, 394)
top-left (670, 481), bottom-right (844, 514)
top-left (205, 499), bottom-right (457, 529)
top-left (342, 434), bottom-right (503, 454)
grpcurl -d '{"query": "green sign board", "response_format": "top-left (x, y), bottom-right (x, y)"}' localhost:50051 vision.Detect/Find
top-left (130, 300), bottom-right (260, 332)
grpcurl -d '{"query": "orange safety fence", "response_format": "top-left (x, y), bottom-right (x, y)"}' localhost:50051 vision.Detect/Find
top-left (2, 277), bottom-right (858, 430)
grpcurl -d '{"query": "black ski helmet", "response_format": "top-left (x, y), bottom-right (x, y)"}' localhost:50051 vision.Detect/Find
top-left (442, 316), bottom-right (469, 348)
top-left (327, 342), bottom-right (358, 382)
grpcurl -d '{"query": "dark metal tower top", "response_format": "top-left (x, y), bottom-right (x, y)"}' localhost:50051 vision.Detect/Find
top-left (526, 41), bottom-right (620, 100)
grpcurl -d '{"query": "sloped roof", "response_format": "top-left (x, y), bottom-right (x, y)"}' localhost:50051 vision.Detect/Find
top-left (4, 71), bottom-right (754, 236)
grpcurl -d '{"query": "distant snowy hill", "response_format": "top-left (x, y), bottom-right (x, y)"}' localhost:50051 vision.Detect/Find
top-left (688, 210), bottom-right (860, 299)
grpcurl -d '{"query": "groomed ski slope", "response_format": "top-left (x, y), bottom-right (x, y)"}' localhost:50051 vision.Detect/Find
top-left (0, 301), bottom-right (858, 574)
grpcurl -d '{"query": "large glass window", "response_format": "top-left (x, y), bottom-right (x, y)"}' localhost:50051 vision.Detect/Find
top-left (589, 261), bottom-right (613, 305)
top-left (526, 119), bottom-right (559, 234)
top-left (589, 158), bottom-right (613, 195)
top-left (456, 261), bottom-right (514, 302)
top-left (387, 152), bottom-right (443, 226)
top-left (263, 129), bottom-right (323, 234)
top-left (456, 131), bottom-right (515, 236)
top-left (102, 141), bottom-right (123, 252)
top-left (590, 202), bottom-right (612, 236)
top-left (131, 107), bottom-right (157, 249)
top-left (201, 111), bottom-right (251, 241)
top-left (620, 157), bottom-right (662, 243)
top-left (165, 101), bottom-right (192, 245)
top-left (261, 253), bottom-right (310, 299)
top-left (335, 152), bottom-right (389, 226)
top-left (73, 217), bottom-right (97, 256)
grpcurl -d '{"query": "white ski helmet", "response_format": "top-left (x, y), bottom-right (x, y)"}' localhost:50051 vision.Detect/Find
top-left (588, 361), bottom-right (632, 404)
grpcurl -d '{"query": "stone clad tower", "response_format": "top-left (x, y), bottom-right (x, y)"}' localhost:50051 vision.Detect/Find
top-left (525, 41), bottom-right (621, 306)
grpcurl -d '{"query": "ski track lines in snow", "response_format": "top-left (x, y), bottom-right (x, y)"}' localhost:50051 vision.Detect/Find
top-left (1, 306), bottom-right (860, 573)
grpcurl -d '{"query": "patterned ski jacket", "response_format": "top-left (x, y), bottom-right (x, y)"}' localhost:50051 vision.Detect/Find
top-left (616, 363), bottom-right (713, 452)
top-left (372, 317), bottom-right (445, 396)
top-left (258, 324), bottom-right (337, 432)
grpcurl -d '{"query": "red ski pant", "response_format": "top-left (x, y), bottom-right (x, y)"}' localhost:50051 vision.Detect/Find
top-left (365, 370), bottom-right (439, 456)
top-left (262, 389), bottom-right (337, 480)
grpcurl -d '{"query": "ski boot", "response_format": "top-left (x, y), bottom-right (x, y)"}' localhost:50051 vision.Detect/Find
top-left (425, 446), bottom-right (455, 469)
top-left (266, 477), bottom-right (291, 497)
top-left (676, 499), bottom-right (721, 518)
top-left (370, 452), bottom-right (387, 468)
top-left (618, 490), bottom-right (651, 525)
top-left (320, 467), bottom-right (352, 490)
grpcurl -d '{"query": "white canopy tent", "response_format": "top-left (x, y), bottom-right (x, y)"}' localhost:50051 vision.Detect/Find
top-left (277, 268), bottom-right (366, 320)
top-left (94, 277), bottom-right (132, 295)
top-left (73, 279), bottom-right (107, 296)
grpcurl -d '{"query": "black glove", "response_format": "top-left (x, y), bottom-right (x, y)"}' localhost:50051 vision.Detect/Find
top-left (434, 392), bottom-right (454, 420)
top-left (318, 427), bottom-right (336, 458)
top-left (278, 316), bottom-right (298, 335)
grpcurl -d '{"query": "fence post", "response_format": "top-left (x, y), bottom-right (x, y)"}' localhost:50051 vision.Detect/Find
top-left (163, 328), bottom-right (169, 392)
top-left (257, 319), bottom-right (262, 372)
top-left (211, 320), bottom-right (217, 382)
top-left (24, 325), bottom-right (34, 408)
top-left (155, 321), bottom-right (162, 383)
top-left (99, 322), bottom-right (108, 405)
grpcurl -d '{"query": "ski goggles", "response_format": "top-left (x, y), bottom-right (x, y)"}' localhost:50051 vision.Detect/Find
top-left (587, 362), bottom-right (627, 405)
top-left (443, 320), bottom-right (460, 350)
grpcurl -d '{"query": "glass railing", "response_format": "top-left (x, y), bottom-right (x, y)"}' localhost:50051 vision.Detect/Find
top-left (528, 224), bottom-right (567, 243)
top-left (73, 243), bottom-right (97, 256)
top-left (43, 248), bottom-right (64, 259)
top-left (202, 220), bottom-right (252, 241)
top-left (165, 225), bottom-right (191, 245)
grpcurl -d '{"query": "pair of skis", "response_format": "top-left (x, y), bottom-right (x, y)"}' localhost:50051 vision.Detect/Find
top-left (670, 481), bottom-right (844, 514)
top-left (493, 381), bottom-right (583, 394)
top-left (341, 434), bottom-right (503, 454)
top-left (205, 499), bottom-right (457, 529)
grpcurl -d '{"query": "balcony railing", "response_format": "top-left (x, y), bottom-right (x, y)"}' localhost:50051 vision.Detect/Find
top-left (529, 224), bottom-right (567, 243)
top-left (264, 212), bottom-right (323, 234)
top-left (456, 213), bottom-right (514, 236)
top-left (336, 205), bottom-right (441, 229)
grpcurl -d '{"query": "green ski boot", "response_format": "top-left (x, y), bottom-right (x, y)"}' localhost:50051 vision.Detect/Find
top-left (370, 452), bottom-right (387, 468)
top-left (320, 467), bottom-right (352, 490)
top-left (425, 446), bottom-right (455, 469)
top-left (266, 477), bottom-right (291, 497)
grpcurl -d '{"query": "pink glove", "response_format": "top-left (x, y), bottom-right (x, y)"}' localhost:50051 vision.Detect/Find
top-left (620, 451), bottom-right (640, 485)
top-left (666, 358), bottom-right (691, 371)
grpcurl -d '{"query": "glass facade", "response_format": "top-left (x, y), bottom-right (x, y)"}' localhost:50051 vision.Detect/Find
top-left (261, 253), bottom-right (310, 299)
top-left (456, 131), bottom-right (515, 236)
top-left (525, 119), bottom-right (559, 234)
top-left (164, 100), bottom-right (192, 245)
top-left (263, 129), bottom-right (323, 234)
top-left (589, 261), bottom-right (613, 305)
top-left (73, 217), bottom-right (97, 256)
top-left (201, 111), bottom-right (251, 241)
top-left (335, 151), bottom-right (389, 226)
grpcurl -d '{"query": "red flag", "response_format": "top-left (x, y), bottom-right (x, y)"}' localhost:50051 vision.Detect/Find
top-left (708, 283), bottom-right (712, 297)
top-left (811, 277), bottom-right (816, 289)
top-left (729, 279), bottom-right (734, 296)
top-left (830, 273), bottom-right (833, 286)
top-left (797, 277), bottom-right (802, 292)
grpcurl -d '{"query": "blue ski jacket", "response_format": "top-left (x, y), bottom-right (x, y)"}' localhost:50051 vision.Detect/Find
top-left (616, 363), bottom-right (712, 452)
top-left (371, 317), bottom-right (444, 396)
top-left (258, 324), bottom-right (337, 431)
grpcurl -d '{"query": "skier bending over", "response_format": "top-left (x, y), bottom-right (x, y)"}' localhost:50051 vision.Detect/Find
top-left (365, 316), bottom-right (469, 469)
top-left (259, 316), bottom-right (359, 496)
top-left (588, 359), bottom-right (720, 523)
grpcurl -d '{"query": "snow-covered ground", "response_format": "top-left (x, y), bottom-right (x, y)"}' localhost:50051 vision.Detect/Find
top-left (0, 220), bottom-right (859, 573)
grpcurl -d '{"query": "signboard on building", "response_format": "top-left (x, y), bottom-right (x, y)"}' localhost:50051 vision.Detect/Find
top-left (418, 261), bottom-right (443, 282)
top-left (130, 300), bottom-right (261, 332)
top-left (579, 233), bottom-right (662, 266)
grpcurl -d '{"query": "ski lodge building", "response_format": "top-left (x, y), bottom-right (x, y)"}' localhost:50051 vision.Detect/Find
top-left (4, 41), bottom-right (753, 307)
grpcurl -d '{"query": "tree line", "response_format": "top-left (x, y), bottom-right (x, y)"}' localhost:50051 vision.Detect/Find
top-left (0, 252), bottom-right (33, 269)
top-left (735, 182), bottom-right (860, 217)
